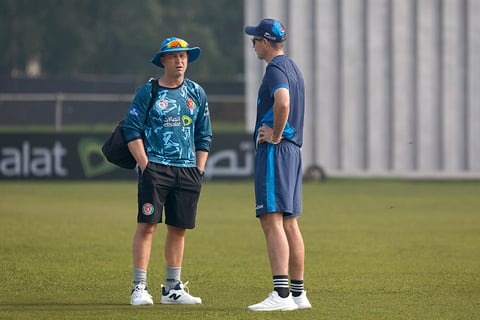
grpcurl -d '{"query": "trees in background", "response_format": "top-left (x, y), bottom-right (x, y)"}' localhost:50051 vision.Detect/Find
top-left (0, 0), bottom-right (244, 81)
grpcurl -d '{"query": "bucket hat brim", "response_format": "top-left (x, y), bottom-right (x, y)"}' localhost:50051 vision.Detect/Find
top-left (151, 45), bottom-right (200, 68)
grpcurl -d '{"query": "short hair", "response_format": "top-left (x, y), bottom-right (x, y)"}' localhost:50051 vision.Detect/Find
top-left (268, 40), bottom-right (284, 49)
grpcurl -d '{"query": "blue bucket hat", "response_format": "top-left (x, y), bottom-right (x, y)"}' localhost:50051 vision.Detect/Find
top-left (151, 37), bottom-right (201, 68)
top-left (245, 18), bottom-right (287, 42)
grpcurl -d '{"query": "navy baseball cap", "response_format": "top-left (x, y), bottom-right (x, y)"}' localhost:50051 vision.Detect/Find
top-left (151, 37), bottom-right (201, 68)
top-left (244, 18), bottom-right (287, 42)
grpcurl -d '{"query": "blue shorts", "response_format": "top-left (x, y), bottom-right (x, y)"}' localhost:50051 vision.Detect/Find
top-left (254, 140), bottom-right (302, 217)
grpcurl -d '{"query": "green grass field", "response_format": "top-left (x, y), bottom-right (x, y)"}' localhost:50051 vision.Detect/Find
top-left (0, 179), bottom-right (479, 319)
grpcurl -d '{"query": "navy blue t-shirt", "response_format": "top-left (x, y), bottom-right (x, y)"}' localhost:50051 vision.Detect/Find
top-left (254, 55), bottom-right (305, 147)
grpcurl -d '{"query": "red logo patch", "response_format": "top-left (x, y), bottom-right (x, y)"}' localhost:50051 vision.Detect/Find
top-left (142, 203), bottom-right (154, 216)
top-left (159, 99), bottom-right (168, 109)
top-left (186, 98), bottom-right (195, 110)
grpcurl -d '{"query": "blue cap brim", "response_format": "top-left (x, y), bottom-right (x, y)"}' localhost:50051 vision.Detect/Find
top-left (151, 47), bottom-right (201, 68)
top-left (244, 26), bottom-right (259, 36)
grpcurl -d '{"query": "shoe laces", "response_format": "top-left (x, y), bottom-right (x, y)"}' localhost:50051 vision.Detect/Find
top-left (133, 283), bottom-right (151, 298)
top-left (179, 281), bottom-right (190, 293)
top-left (162, 281), bottom-right (192, 294)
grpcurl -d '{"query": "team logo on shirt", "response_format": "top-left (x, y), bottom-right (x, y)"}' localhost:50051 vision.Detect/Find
top-left (186, 98), bottom-right (195, 110)
top-left (142, 203), bottom-right (154, 216)
top-left (158, 99), bottom-right (168, 110)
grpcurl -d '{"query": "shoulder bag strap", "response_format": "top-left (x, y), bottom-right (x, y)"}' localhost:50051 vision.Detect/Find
top-left (144, 79), bottom-right (159, 124)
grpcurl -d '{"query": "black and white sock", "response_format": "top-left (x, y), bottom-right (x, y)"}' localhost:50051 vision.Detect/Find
top-left (290, 279), bottom-right (304, 297)
top-left (273, 275), bottom-right (290, 298)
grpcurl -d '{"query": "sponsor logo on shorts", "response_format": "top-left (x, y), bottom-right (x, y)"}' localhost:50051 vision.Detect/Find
top-left (142, 203), bottom-right (154, 216)
top-left (255, 204), bottom-right (264, 210)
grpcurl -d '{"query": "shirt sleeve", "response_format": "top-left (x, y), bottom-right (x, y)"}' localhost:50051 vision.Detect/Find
top-left (122, 83), bottom-right (151, 143)
top-left (194, 86), bottom-right (212, 152)
top-left (266, 64), bottom-right (289, 98)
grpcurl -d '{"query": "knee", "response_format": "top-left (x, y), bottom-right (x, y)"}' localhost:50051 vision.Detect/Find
top-left (283, 218), bottom-right (299, 234)
top-left (137, 223), bottom-right (157, 236)
top-left (260, 215), bottom-right (284, 235)
top-left (167, 225), bottom-right (186, 237)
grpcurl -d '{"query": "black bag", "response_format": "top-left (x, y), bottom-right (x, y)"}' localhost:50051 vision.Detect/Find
top-left (102, 79), bottom-right (159, 169)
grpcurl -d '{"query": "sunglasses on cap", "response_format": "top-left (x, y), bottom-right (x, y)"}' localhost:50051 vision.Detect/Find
top-left (166, 38), bottom-right (189, 49)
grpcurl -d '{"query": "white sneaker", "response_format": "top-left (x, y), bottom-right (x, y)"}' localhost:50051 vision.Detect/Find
top-left (248, 291), bottom-right (298, 311)
top-left (130, 283), bottom-right (153, 305)
top-left (160, 281), bottom-right (202, 304)
top-left (292, 291), bottom-right (312, 309)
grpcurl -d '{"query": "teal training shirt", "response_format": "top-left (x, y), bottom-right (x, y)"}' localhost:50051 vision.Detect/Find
top-left (123, 79), bottom-right (212, 167)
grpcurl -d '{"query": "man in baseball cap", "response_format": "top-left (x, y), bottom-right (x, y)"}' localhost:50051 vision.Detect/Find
top-left (244, 18), bottom-right (287, 42)
top-left (244, 18), bottom-right (312, 312)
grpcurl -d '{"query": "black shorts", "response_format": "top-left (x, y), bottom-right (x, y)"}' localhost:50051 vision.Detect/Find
top-left (137, 163), bottom-right (203, 229)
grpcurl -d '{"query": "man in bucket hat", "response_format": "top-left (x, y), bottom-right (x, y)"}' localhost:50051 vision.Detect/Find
top-left (151, 37), bottom-right (201, 67)
top-left (244, 19), bottom-right (312, 311)
top-left (123, 37), bottom-right (212, 306)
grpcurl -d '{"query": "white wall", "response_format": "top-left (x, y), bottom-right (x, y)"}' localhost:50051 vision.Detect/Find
top-left (245, 0), bottom-right (480, 178)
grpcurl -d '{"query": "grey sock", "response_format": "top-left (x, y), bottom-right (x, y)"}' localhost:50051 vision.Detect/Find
top-left (133, 268), bottom-right (147, 286)
top-left (165, 267), bottom-right (181, 291)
